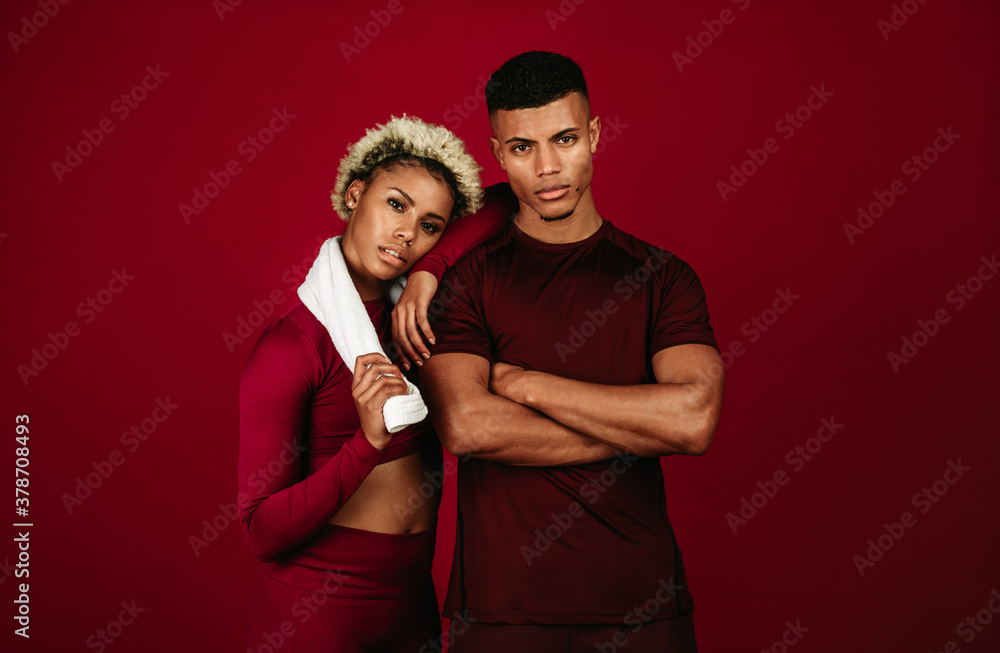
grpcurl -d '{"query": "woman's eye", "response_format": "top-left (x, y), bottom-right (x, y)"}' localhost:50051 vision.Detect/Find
top-left (388, 198), bottom-right (404, 211)
top-left (421, 222), bottom-right (439, 234)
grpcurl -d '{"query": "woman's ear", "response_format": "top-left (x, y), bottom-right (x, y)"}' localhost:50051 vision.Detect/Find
top-left (345, 179), bottom-right (366, 210)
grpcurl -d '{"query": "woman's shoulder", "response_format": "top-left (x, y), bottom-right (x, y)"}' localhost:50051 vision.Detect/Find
top-left (243, 301), bottom-right (339, 374)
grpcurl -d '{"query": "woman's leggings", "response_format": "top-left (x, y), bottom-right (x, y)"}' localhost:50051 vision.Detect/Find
top-left (243, 523), bottom-right (440, 653)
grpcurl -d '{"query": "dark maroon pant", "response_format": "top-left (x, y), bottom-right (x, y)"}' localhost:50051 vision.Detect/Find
top-left (243, 523), bottom-right (440, 653)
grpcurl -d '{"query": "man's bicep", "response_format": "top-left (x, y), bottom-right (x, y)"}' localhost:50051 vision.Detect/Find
top-left (430, 261), bottom-right (493, 362)
top-left (421, 352), bottom-right (493, 456)
top-left (652, 343), bottom-right (724, 387)
top-left (422, 351), bottom-right (490, 399)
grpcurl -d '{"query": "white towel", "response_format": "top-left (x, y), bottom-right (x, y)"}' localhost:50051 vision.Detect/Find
top-left (297, 236), bottom-right (427, 433)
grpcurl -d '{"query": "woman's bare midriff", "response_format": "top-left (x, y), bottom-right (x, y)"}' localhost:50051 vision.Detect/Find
top-left (328, 446), bottom-right (441, 534)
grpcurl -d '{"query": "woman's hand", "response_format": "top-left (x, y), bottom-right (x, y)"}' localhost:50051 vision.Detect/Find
top-left (351, 353), bottom-right (409, 451)
top-left (391, 270), bottom-right (439, 370)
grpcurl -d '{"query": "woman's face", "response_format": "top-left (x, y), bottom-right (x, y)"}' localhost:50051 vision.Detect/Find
top-left (341, 163), bottom-right (454, 300)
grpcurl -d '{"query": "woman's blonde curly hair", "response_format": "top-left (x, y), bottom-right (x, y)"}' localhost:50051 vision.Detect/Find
top-left (332, 115), bottom-right (483, 222)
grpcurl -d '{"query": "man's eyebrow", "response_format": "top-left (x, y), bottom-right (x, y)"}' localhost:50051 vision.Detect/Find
top-left (389, 187), bottom-right (413, 205)
top-left (503, 127), bottom-right (580, 146)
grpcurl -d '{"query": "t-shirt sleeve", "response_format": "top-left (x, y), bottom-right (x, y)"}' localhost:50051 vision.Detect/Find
top-left (237, 320), bottom-right (385, 562)
top-left (409, 182), bottom-right (517, 281)
top-left (651, 254), bottom-right (719, 353)
top-left (428, 252), bottom-right (494, 363)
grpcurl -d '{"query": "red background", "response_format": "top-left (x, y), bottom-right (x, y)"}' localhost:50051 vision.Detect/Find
top-left (2, 1), bottom-right (999, 651)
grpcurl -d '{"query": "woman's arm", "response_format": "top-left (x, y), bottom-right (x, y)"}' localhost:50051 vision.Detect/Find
top-left (407, 182), bottom-right (517, 281)
top-left (237, 326), bottom-right (404, 562)
top-left (393, 182), bottom-right (517, 367)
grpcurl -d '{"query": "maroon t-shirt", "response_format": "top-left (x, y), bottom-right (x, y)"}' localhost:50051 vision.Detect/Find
top-left (430, 218), bottom-right (718, 624)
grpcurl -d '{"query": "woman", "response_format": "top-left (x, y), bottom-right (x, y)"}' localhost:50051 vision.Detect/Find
top-left (238, 116), bottom-right (498, 652)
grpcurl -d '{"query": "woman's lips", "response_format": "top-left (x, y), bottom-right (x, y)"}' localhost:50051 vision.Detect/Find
top-left (378, 246), bottom-right (406, 268)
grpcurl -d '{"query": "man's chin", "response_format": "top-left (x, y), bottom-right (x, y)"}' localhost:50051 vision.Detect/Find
top-left (533, 197), bottom-right (577, 222)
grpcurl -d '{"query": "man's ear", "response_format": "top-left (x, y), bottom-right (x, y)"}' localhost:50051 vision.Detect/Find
top-left (488, 135), bottom-right (506, 170)
top-left (589, 115), bottom-right (602, 154)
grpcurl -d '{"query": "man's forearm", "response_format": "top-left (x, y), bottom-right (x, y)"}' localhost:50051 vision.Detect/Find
top-left (428, 386), bottom-right (619, 466)
top-left (500, 371), bottom-right (718, 457)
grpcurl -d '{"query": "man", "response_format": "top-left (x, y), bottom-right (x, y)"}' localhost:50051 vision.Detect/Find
top-left (421, 51), bottom-right (724, 652)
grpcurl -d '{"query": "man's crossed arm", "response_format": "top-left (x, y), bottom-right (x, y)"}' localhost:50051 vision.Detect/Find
top-left (420, 344), bottom-right (724, 466)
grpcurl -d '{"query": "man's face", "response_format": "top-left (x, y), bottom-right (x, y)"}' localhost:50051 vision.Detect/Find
top-left (489, 91), bottom-right (601, 222)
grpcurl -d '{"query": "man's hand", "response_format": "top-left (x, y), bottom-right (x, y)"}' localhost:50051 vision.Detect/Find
top-left (391, 270), bottom-right (439, 370)
top-left (351, 352), bottom-right (408, 451)
top-left (488, 361), bottom-right (528, 402)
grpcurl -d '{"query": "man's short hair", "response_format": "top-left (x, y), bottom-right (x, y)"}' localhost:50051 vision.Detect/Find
top-left (486, 51), bottom-right (589, 117)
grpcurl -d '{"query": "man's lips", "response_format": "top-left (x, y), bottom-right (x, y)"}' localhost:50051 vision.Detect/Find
top-left (535, 184), bottom-right (570, 201)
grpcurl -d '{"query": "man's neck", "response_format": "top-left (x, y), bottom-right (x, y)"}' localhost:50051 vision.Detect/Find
top-left (512, 191), bottom-right (603, 244)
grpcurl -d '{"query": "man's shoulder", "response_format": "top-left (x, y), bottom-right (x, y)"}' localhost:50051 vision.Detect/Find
top-left (601, 220), bottom-right (689, 275)
top-left (450, 224), bottom-right (516, 274)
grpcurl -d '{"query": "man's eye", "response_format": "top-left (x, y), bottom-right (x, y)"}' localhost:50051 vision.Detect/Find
top-left (388, 198), bottom-right (404, 211)
top-left (558, 136), bottom-right (575, 144)
top-left (512, 144), bottom-right (528, 153)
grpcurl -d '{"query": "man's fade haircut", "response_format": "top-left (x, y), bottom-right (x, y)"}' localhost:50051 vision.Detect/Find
top-left (485, 51), bottom-right (589, 118)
